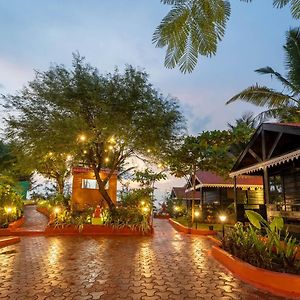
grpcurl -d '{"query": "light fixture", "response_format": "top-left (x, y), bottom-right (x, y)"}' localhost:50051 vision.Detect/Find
top-left (147, 149), bottom-right (151, 153)
top-left (142, 206), bottom-right (150, 213)
top-left (219, 215), bottom-right (227, 223)
top-left (194, 211), bottom-right (200, 218)
top-left (140, 200), bottom-right (145, 206)
top-left (219, 214), bottom-right (227, 237)
top-left (79, 134), bottom-right (86, 142)
top-left (83, 150), bottom-right (87, 154)
top-left (5, 207), bottom-right (13, 214)
top-left (174, 206), bottom-right (180, 211)
top-left (105, 157), bottom-right (109, 162)
top-left (53, 207), bottom-right (60, 215)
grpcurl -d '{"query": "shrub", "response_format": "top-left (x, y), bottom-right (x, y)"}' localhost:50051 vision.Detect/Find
top-left (222, 211), bottom-right (300, 274)
top-left (0, 185), bottom-right (24, 227)
top-left (104, 207), bottom-right (151, 234)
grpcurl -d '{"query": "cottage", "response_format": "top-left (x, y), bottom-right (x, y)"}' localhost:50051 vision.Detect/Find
top-left (230, 123), bottom-right (300, 223)
top-left (172, 170), bottom-right (263, 222)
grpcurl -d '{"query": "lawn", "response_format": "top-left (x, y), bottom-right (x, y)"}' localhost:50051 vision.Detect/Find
top-left (173, 216), bottom-right (223, 231)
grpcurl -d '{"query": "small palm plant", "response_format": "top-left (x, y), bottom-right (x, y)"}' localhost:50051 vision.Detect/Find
top-left (226, 27), bottom-right (300, 122)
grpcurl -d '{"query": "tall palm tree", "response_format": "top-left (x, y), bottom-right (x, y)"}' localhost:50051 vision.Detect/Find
top-left (226, 27), bottom-right (300, 122)
top-left (154, 0), bottom-right (299, 73)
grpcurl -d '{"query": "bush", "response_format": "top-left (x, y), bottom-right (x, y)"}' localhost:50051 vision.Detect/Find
top-left (104, 207), bottom-right (151, 233)
top-left (0, 185), bottom-right (24, 228)
top-left (222, 211), bottom-right (300, 274)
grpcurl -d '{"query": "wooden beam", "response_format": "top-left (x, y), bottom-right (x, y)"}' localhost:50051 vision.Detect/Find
top-left (248, 148), bottom-right (262, 162)
top-left (267, 132), bottom-right (283, 159)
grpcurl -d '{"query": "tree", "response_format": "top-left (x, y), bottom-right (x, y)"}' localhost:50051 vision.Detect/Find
top-left (226, 27), bottom-right (300, 122)
top-left (4, 54), bottom-right (185, 210)
top-left (154, 0), bottom-right (299, 73)
top-left (227, 112), bottom-right (257, 156)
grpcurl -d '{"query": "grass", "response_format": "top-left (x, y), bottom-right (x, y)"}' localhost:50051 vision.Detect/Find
top-left (173, 216), bottom-right (223, 231)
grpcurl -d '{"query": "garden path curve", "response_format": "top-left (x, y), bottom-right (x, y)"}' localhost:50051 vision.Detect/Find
top-left (0, 219), bottom-right (288, 299)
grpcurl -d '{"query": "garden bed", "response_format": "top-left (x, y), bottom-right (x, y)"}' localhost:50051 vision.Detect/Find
top-left (211, 245), bottom-right (300, 299)
top-left (0, 217), bottom-right (25, 235)
top-left (169, 218), bottom-right (217, 235)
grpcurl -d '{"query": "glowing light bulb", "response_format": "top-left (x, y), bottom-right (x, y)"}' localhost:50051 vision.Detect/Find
top-left (79, 134), bottom-right (86, 142)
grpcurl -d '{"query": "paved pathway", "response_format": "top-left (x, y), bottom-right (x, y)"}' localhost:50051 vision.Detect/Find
top-left (0, 219), bottom-right (287, 300)
top-left (18, 205), bottom-right (48, 232)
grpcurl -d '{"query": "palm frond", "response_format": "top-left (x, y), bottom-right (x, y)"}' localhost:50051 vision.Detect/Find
top-left (255, 66), bottom-right (299, 94)
top-left (153, 0), bottom-right (231, 73)
top-left (284, 27), bottom-right (300, 91)
top-left (226, 85), bottom-right (296, 107)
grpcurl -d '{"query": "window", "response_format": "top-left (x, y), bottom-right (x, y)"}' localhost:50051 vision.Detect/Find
top-left (81, 179), bottom-right (109, 190)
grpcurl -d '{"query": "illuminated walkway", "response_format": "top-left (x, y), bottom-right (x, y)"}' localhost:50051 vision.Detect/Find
top-left (0, 219), bottom-right (285, 299)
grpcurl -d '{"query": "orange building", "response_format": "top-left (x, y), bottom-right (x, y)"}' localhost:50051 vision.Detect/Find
top-left (71, 167), bottom-right (117, 211)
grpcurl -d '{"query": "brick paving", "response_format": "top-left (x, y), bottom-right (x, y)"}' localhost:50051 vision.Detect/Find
top-left (0, 219), bottom-right (288, 300)
top-left (19, 205), bottom-right (48, 231)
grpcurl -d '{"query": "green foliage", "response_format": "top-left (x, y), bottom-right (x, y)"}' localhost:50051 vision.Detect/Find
top-left (155, 1), bottom-right (299, 73)
top-left (167, 130), bottom-right (246, 179)
top-left (227, 27), bottom-right (300, 122)
top-left (104, 207), bottom-right (151, 234)
top-left (119, 188), bottom-right (152, 208)
top-left (223, 211), bottom-right (300, 274)
top-left (4, 54), bottom-right (185, 210)
top-left (0, 185), bottom-right (24, 228)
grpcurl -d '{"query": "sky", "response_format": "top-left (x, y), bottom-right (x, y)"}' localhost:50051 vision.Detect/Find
top-left (0, 0), bottom-right (298, 201)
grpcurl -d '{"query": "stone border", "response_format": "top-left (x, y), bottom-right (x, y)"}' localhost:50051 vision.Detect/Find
top-left (169, 218), bottom-right (217, 235)
top-left (211, 245), bottom-right (300, 299)
top-left (45, 224), bottom-right (152, 236)
top-left (0, 217), bottom-right (25, 236)
top-left (0, 237), bottom-right (20, 248)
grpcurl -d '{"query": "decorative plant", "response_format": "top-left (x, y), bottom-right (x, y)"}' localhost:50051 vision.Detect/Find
top-left (222, 211), bottom-right (300, 274)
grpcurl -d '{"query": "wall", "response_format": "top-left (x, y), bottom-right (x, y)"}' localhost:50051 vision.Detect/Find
top-left (71, 167), bottom-right (117, 211)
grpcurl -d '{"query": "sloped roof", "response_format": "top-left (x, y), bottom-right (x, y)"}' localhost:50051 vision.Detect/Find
top-left (230, 122), bottom-right (300, 176)
top-left (195, 170), bottom-right (263, 187)
top-left (172, 187), bottom-right (201, 199)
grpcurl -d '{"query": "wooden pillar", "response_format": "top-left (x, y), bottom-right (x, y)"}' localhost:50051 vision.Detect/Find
top-left (234, 176), bottom-right (238, 222)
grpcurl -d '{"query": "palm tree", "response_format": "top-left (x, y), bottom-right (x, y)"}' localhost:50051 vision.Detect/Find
top-left (226, 27), bottom-right (300, 122)
top-left (154, 0), bottom-right (299, 73)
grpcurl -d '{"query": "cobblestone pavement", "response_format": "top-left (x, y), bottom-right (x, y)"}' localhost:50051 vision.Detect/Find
top-left (0, 219), bottom-right (288, 300)
top-left (19, 205), bottom-right (48, 231)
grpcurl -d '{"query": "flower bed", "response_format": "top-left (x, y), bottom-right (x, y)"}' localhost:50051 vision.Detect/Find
top-left (169, 218), bottom-right (217, 235)
top-left (211, 245), bottom-right (300, 299)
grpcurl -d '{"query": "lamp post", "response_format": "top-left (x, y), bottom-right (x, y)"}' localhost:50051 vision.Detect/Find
top-left (219, 214), bottom-right (227, 238)
top-left (194, 210), bottom-right (200, 229)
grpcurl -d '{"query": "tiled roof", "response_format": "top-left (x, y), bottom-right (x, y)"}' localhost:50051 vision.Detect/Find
top-left (195, 171), bottom-right (263, 186)
top-left (172, 187), bottom-right (201, 199)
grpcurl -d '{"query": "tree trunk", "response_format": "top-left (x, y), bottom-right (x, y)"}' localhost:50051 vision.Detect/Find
top-left (91, 165), bottom-right (116, 210)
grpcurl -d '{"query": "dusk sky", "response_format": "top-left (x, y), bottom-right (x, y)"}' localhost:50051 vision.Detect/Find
top-left (0, 1), bottom-right (298, 199)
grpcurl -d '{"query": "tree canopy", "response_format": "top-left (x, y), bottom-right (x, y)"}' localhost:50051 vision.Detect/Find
top-left (4, 54), bottom-right (185, 209)
top-left (154, 0), bottom-right (299, 73)
top-left (226, 27), bottom-right (300, 122)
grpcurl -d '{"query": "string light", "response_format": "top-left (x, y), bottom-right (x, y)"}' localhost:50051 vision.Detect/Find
top-left (79, 134), bottom-right (86, 142)
top-left (105, 157), bottom-right (109, 162)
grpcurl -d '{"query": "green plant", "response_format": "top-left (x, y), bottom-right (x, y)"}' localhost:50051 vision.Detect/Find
top-left (104, 207), bottom-right (151, 234)
top-left (222, 211), bottom-right (300, 274)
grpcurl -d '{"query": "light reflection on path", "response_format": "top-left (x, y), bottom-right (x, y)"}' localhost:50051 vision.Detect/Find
top-left (0, 219), bottom-right (287, 299)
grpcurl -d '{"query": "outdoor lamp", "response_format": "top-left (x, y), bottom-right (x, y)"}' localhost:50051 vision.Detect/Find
top-left (142, 206), bottom-right (150, 213)
top-left (53, 207), bottom-right (60, 215)
top-left (194, 210), bottom-right (200, 229)
top-left (5, 207), bottom-right (13, 214)
top-left (219, 214), bottom-right (227, 237)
